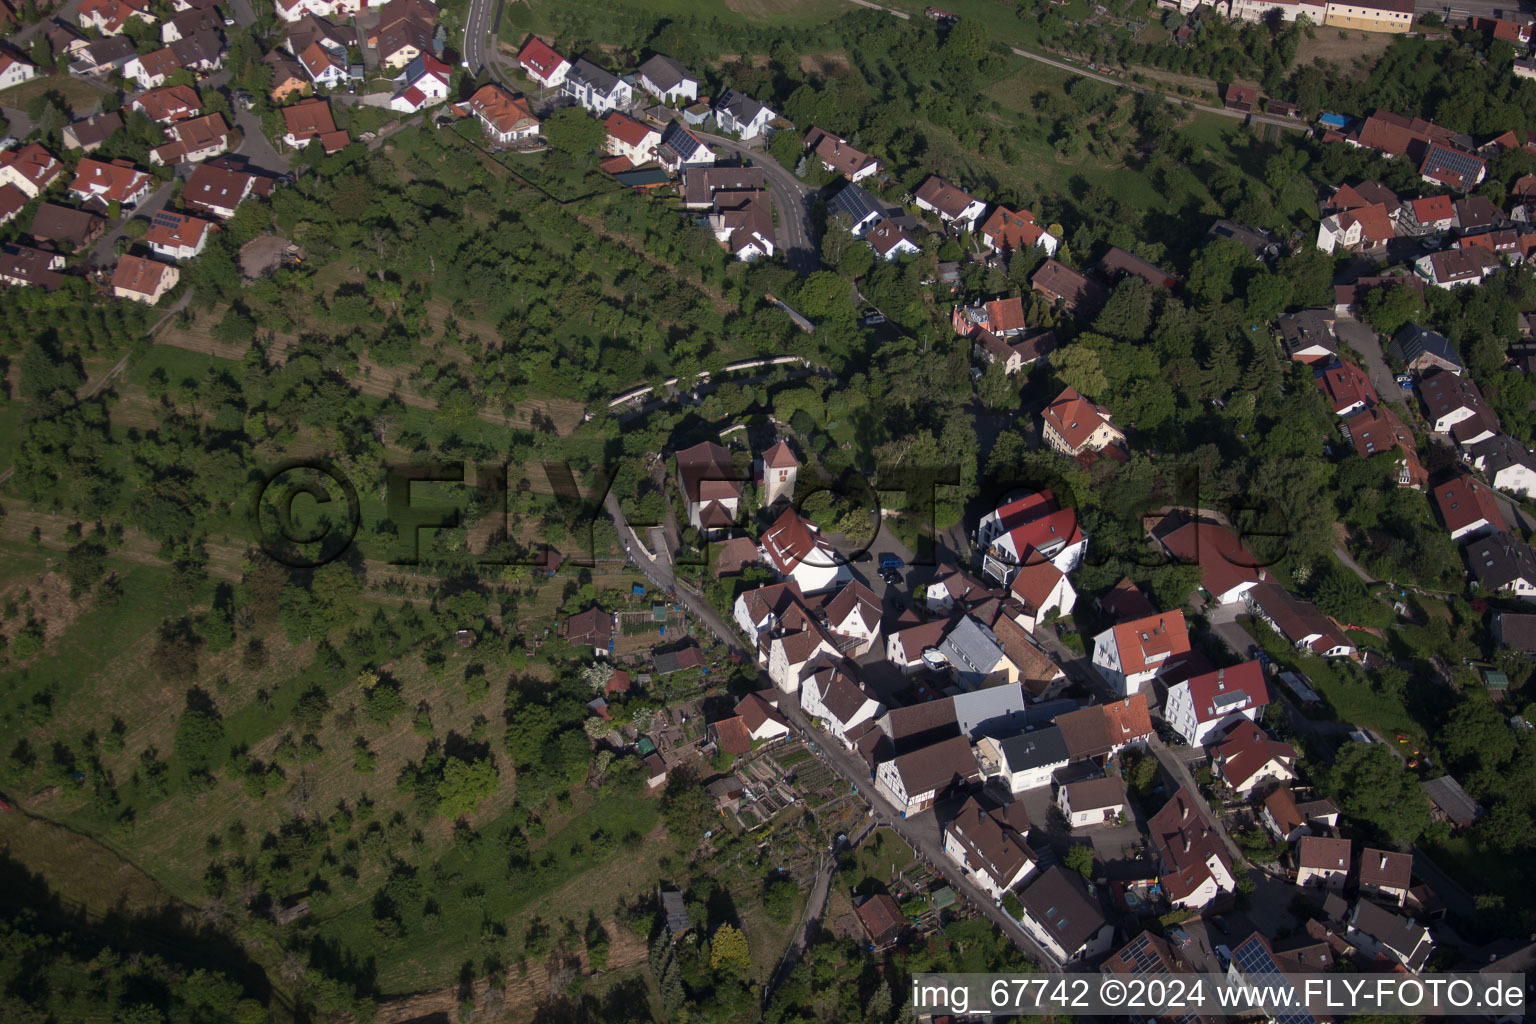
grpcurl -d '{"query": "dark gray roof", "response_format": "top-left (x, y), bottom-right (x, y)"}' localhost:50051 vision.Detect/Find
top-left (715, 87), bottom-right (765, 122)
top-left (1017, 865), bottom-right (1108, 955)
top-left (1388, 323), bottom-right (1461, 369)
top-left (1467, 433), bottom-right (1536, 477)
top-left (1463, 531), bottom-right (1536, 593)
top-left (1350, 899), bottom-right (1432, 970)
top-left (566, 57), bottom-right (622, 96)
top-left (952, 682), bottom-right (1030, 739)
top-left (1422, 774), bottom-right (1482, 827)
top-left (826, 182), bottom-right (885, 226)
top-left (999, 724), bottom-right (1069, 771)
top-left (638, 53), bottom-right (692, 92)
top-left (658, 119), bottom-right (708, 163)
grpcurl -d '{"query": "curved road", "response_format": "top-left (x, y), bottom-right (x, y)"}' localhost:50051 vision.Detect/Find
top-left (696, 130), bottom-right (821, 274)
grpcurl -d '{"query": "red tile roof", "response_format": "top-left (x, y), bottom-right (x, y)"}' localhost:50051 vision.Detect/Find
top-left (1433, 474), bottom-right (1506, 536)
top-left (979, 205), bottom-right (1048, 251)
top-left (1156, 520), bottom-right (1264, 600)
top-left (517, 35), bottom-right (565, 79)
top-left (1315, 359), bottom-right (1378, 414)
top-left (604, 111), bottom-right (656, 149)
top-left (1110, 611), bottom-right (1190, 675)
top-left (1043, 386), bottom-right (1114, 451)
top-left (1180, 661), bottom-right (1268, 725)
top-left (1212, 719), bottom-right (1294, 789)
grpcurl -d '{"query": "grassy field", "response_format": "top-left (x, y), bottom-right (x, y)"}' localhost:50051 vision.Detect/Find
top-left (0, 73), bottom-right (109, 117)
top-left (1422, 835), bottom-right (1536, 915)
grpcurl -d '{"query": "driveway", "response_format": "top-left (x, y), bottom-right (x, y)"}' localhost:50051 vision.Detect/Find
top-left (87, 179), bottom-right (175, 268)
top-left (1334, 316), bottom-right (1405, 409)
top-left (698, 129), bottom-right (820, 274)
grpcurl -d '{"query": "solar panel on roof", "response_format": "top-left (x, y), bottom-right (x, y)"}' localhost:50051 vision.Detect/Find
top-left (1231, 937), bottom-right (1313, 1024)
top-left (151, 210), bottom-right (182, 228)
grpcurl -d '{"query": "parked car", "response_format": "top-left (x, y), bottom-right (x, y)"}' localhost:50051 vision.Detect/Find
top-left (862, 308), bottom-right (885, 326)
top-left (879, 553), bottom-right (905, 571)
top-left (852, 550), bottom-right (872, 563)
top-left (1209, 916), bottom-right (1231, 936)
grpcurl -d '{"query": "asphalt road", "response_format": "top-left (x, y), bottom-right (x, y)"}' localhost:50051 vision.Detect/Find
top-left (695, 130), bottom-right (821, 274)
top-left (462, 0), bottom-right (497, 80)
top-left (87, 179), bottom-right (175, 268)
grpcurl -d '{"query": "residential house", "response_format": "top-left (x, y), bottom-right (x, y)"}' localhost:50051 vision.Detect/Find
top-left (708, 190), bottom-right (775, 261)
top-left (160, 5), bottom-right (220, 42)
top-left (735, 691), bottom-right (791, 744)
top-left (989, 725), bottom-right (1068, 794)
top-left (263, 51), bottom-right (309, 101)
top-left (555, 58), bottom-right (629, 114)
top-left (800, 667), bottom-right (882, 746)
top-left (1149, 786), bottom-right (1236, 910)
top-left (1469, 14), bottom-right (1533, 44)
top-left (604, 111), bottom-right (659, 166)
top-left (1420, 142), bottom-right (1487, 191)
top-left (1432, 473), bottom-right (1505, 541)
top-left (1491, 611), bottom-right (1536, 654)
top-left (1032, 259), bottom-right (1107, 316)
top-left (1315, 359), bottom-right (1380, 417)
top-left (0, 51), bottom-right (36, 90)
top-left (1096, 577), bottom-right (1156, 622)
top-left (517, 36), bottom-right (568, 89)
top-left (1296, 835), bottom-right (1351, 890)
top-left (389, 53), bottom-right (451, 113)
top-left (111, 253), bottom-right (179, 304)
top-left (1153, 518), bottom-right (1265, 606)
top-left (1322, 0), bottom-right (1414, 34)
top-left (1316, 202), bottom-right (1394, 256)
top-left (762, 599), bottom-right (844, 695)
top-left (760, 505), bottom-right (852, 594)
top-left (1164, 661), bottom-right (1269, 747)
top-left (370, 0), bottom-right (435, 70)
top-left (802, 127), bottom-right (878, 182)
top-left (923, 564), bottom-right (988, 617)
top-left (820, 580), bottom-right (881, 655)
top-left (1467, 435), bottom-right (1536, 498)
top-left (1007, 557), bottom-right (1075, 631)
top-left (824, 181), bottom-right (886, 237)
top-left (1098, 247), bottom-right (1179, 291)
top-left (636, 53), bottom-right (697, 105)
top-left (1260, 787), bottom-right (1324, 842)
top-left (1463, 531), bottom-right (1536, 600)
top-left (935, 614), bottom-right (1017, 691)
top-left (981, 490), bottom-right (1086, 581)
top-left (0, 143), bottom-right (65, 199)
top-left (297, 40), bottom-right (348, 89)
top-left (1347, 900), bottom-right (1433, 973)
top-left (884, 616), bottom-right (952, 674)
top-left (713, 88), bottom-right (774, 138)
top-left (0, 185), bottom-right (27, 229)
top-left (1091, 611), bottom-right (1190, 696)
top-left (29, 203), bottom-right (105, 250)
top-left (1059, 777), bottom-right (1126, 827)
top-left (1423, 774), bottom-right (1482, 830)
top-left (854, 894), bottom-right (905, 947)
top-left (68, 158), bottom-right (151, 209)
top-left (1041, 385), bottom-right (1125, 459)
top-left (285, 16), bottom-right (351, 60)
top-left (1277, 308), bottom-right (1338, 364)
top-left (733, 580), bottom-right (805, 647)
top-left (942, 796), bottom-right (1038, 899)
top-left (1342, 405), bottom-right (1427, 488)
top-left (952, 295), bottom-right (1028, 338)
top-left (145, 209), bottom-right (214, 260)
top-left (654, 120), bottom-right (713, 174)
top-left (1207, 218), bottom-right (1281, 260)
top-left (874, 734), bottom-right (982, 815)
top-left (644, 753), bottom-right (668, 789)
top-left (1055, 695), bottom-right (1154, 766)
top-left (0, 243), bottom-right (66, 290)
top-left (151, 111), bottom-right (231, 165)
top-left (971, 326), bottom-right (1055, 376)
top-left (979, 205), bottom-right (1058, 255)
top-left (62, 113), bottom-right (124, 153)
top-left (1359, 847), bottom-right (1413, 907)
top-left (68, 36), bottom-right (136, 75)
top-left (123, 46), bottom-right (181, 90)
top-left (1210, 719), bottom-right (1296, 795)
top-left (1453, 195), bottom-right (1504, 235)
top-left (1418, 369), bottom-right (1499, 441)
top-left (914, 175), bottom-right (987, 232)
top-left (78, 0), bottom-right (154, 35)
top-left (1415, 246), bottom-right (1501, 288)
top-left (1244, 582), bottom-right (1356, 658)
top-left (277, 99), bottom-right (344, 153)
top-left (563, 607), bottom-right (614, 657)
top-left (181, 162), bottom-right (256, 219)
top-left (866, 218), bottom-right (920, 260)
top-left (989, 616), bottom-right (1068, 701)
top-left (1404, 194), bottom-right (1455, 235)
top-left (459, 84), bottom-right (539, 144)
top-left (1388, 323), bottom-right (1462, 375)
top-left (1016, 865), bottom-right (1115, 962)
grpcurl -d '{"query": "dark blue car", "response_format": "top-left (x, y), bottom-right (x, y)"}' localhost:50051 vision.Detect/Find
top-left (879, 554), bottom-right (905, 570)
